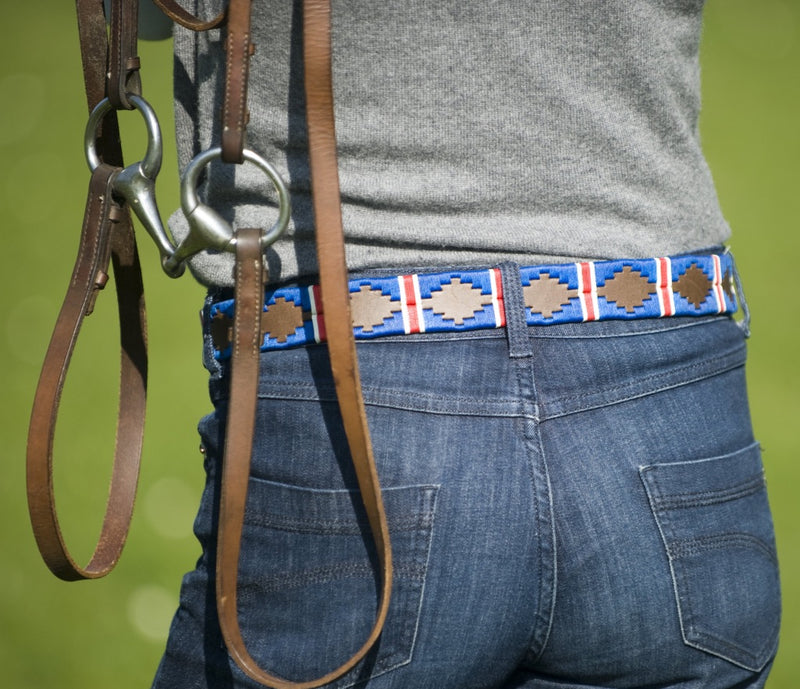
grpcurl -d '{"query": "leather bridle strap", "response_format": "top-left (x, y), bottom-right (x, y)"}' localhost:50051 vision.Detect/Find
top-left (154, 0), bottom-right (249, 163)
top-left (213, 1), bottom-right (392, 686)
top-left (108, 0), bottom-right (142, 109)
top-left (26, 0), bottom-right (147, 580)
top-left (151, 0), bottom-right (227, 32)
top-left (302, 0), bottom-right (393, 667)
top-left (28, 0), bottom-right (390, 682)
top-left (221, 0), bottom-right (253, 163)
top-left (26, 163), bottom-right (148, 580)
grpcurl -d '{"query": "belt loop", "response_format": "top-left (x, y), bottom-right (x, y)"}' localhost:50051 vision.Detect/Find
top-left (726, 249), bottom-right (751, 338)
top-left (498, 261), bottom-right (533, 359)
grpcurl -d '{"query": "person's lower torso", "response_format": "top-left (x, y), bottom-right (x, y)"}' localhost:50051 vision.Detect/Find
top-left (152, 261), bottom-right (779, 689)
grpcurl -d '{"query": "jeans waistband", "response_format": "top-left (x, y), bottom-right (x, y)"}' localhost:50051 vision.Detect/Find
top-left (208, 253), bottom-right (738, 359)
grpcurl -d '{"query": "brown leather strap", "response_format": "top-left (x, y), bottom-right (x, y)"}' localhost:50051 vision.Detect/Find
top-left (151, 0), bottom-right (227, 32)
top-left (31, 0), bottom-right (389, 683)
top-left (151, 0), bottom-right (249, 163)
top-left (220, 0), bottom-right (253, 163)
top-left (108, 0), bottom-right (142, 109)
top-left (75, 0), bottom-right (125, 166)
top-left (152, 0), bottom-right (248, 162)
top-left (26, 0), bottom-right (148, 581)
top-left (215, 228), bottom-right (274, 681)
top-left (212, 0), bottom-right (392, 689)
top-left (213, 1), bottom-right (392, 686)
top-left (302, 0), bottom-right (393, 673)
top-left (26, 165), bottom-right (148, 580)
top-left (219, 225), bottom-right (390, 689)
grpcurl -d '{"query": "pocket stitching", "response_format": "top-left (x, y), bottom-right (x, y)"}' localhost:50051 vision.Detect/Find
top-left (667, 533), bottom-right (777, 564)
top-left (240, 480), bottom-right (440, 688)
top-left (649, 474), bottom-right (766, 510)
top-left (639, 447), bottom-right (780, 672)
top-left (668, 535), bottom-right (779, 668)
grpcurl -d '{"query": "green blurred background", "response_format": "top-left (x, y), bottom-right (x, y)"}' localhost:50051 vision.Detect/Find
top-left (1, 1), bottom-right (797, 686)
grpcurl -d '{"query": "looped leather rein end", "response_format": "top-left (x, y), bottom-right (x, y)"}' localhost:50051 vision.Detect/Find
top-left (211, 3), bottom-right (393, 687)
top-left (49, 1), bottom-right (392, 687)
top-left (27, 165), bottom-right (147, 582)
top-left (217, 224), bottom-right (393, 689)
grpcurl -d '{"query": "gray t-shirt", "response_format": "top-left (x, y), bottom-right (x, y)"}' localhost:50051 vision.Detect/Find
top-left (170, 0), bottom-right (729, 287)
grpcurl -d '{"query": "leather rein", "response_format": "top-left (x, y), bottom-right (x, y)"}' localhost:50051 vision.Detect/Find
top-left (26, 1), bottom-right (391, 687)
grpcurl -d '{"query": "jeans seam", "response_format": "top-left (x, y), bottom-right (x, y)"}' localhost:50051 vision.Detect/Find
top-left (539, 352), bottom-right (745, 421)
top-left (242, 563), bottom-right (391, 593)
top-left (407, 485), bottom-right (439, 677)
top-left (254, 381), bottom-right (521, 410)
top-left (248, 561), bottom-right (428, 594)
top-left (513, 357), bottom-right (557, 666)
top-left (245, 512), bottom-right (433, 534)
top-left (254, 388), bottom-right (524, 417)
top-left (542, 346), bottom-right (745, 405)
top-left (527, 315), bottom-right (729, 340)
top-left (525, 414), bottom-right (557, 666)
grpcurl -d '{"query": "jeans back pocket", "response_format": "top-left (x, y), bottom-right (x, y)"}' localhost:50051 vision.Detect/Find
top-left (639, 442), bottom-right (780, 671)
top-left (236, 478), bottom-right (439, 688)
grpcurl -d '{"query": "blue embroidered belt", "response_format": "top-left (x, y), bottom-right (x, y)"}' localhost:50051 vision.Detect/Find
top-left (209, 253), bottom-right (738, 359)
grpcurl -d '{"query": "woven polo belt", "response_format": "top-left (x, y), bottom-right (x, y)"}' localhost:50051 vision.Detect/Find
top-left (210, 253), bottom-right (738, 358)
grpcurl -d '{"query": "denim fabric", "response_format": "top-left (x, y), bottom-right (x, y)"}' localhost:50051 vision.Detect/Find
top-left (152, 265), bottom-right (779, 689)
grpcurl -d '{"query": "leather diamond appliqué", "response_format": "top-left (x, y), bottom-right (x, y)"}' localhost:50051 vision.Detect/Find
top-left (523, 272), bottom-right (578, 319)
top-left (722, 268), bottom-right (735, 302)
top-left (597, 265), bottom-right (656, 313)
top-left (674, 263), bottom-right (711, 309)
top-left (350, 285), bottom-right (402, 333)
top-left (262, 296), bottom-right (305, 343)
top-left (210, 311), bottom-right (233, 352)
top-left (424, 277), bottom-right (493, 325)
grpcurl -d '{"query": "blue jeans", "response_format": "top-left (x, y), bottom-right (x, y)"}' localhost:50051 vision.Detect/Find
top-left (153, 264), bottom-right (780, 689)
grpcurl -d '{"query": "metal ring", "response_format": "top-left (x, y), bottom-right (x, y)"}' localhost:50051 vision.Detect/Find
top-left (180, 147), bottom-right (291, 253)
top-left (84, 94), bottom-right (162, 179)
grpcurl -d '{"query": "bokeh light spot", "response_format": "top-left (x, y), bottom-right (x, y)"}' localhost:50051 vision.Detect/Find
top-left (127, 585), bottom-right (177, 643)
top-left (144, 476), bottom-right (197, 540)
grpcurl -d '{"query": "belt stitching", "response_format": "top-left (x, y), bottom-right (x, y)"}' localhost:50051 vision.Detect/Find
top-left (209, 254), bottom-right (738, 359)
